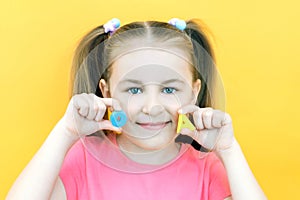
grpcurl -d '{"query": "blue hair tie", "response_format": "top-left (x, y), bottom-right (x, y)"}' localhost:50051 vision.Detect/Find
top-left (168, 18), bottom-right (186, 31)
top-left (103, 18), bottom-right (121, 35)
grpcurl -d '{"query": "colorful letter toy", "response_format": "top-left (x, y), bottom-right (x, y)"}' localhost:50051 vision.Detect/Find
top-left (176, 114), bottom-right (196, 133)
top-left (108, 109), bottom-right (127, 128)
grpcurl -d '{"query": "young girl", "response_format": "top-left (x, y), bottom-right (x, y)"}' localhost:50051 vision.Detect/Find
top-left (7, 18), bottom-right (267, 200)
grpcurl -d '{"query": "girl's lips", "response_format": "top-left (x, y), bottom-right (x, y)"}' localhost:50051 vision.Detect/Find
top-left (137, 121), bottom-right (171, 130)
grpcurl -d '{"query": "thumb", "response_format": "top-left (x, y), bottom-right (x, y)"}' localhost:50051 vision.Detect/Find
top-left (180, 128), bottom-right (208, 148)
top-left (176, 130), bottom-right (211, 153)
top-left (180, 128), bottom-right (196, 139)
top-left (99, 120), bottom-right (122, 133)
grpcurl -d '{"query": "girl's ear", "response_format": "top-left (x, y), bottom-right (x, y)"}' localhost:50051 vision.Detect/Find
top-left (192, 79), bottom-right (201, 104)
top-left (99, 79), bottom-right (111, 98)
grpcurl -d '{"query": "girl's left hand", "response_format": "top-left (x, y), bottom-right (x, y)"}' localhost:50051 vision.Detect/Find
top-left (178, 105), bottom-right (235, 152)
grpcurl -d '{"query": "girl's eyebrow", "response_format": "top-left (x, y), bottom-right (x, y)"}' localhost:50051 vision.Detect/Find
top-left (120, 79), bottom-right (185, 84)
top-left (162, 79), bottom-right (185, 84)
top-left (119, 79), bottom-right (143, 84)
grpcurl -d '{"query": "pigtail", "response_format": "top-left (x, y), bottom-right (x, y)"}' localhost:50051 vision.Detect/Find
top-left (184, 19), bottom-right (217, 108)
top-left (69, 25), bottom-right (109, 98)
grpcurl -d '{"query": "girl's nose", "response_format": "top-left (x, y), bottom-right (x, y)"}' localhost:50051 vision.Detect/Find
top-left (142, 95), bottom-right (164, 116)
top-left (142, 104), bottom-right (164, 116)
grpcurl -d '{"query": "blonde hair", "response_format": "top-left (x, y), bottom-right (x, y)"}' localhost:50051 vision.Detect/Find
top-left (70, 19), bottom-right (217, 108)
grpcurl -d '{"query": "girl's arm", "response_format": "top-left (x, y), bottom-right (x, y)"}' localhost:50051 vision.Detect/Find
top-left (49, 177), bottom-right (68, 200)
top-left (217, 139), bottom-right (267, 200)
top-left (178, 106), bottom-right (267, 200)
top-left (6, 94), bottom-right (122, 200)
top-left (6, 119), bottom-right (76, 199)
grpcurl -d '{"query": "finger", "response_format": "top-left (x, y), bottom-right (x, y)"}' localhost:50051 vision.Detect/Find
top-left (90, 95), bottom-right (108, 121)
top-left (179, 105), bottom-right (213, 130)
top-left (99, 120), bottom-right (122, 132)
top-left (202, 109), bottom-right (213, 129)
top-left (100, 98), bottom-right (122, 111)
top-left (73, 93), bottom-right (87, 109)
top-left (193, 111), bottom-right (204, 130)
top-left (85, 94), bottom-right (98, 120)
top-left (180, 128), bottom-right (197, 140)
top-left (73, 94), bottom-right (90, 117)
top-left (222, 113), bottom-right (232, 126)
top-left (180, 128), bottom-right (205, 147)
top-left (178, 104), bottom-right (199, 115)
top-left (212, 110), bottom-right (225, 128)
top-left (178, 104), bottom-right (213, 115)
top-left (94, 103), bottom-right (107, 122)
top-left (189, 107), bottom-right (213, 130)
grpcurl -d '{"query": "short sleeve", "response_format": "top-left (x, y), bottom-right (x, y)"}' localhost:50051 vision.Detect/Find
top-left (208, 153), bottom-right (231, 200)
top-left (59, 141), bottom-right (86, 199)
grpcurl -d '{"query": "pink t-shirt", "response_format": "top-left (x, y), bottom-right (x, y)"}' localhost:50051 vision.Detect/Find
top-left (59, 135), bottom-right (231, 200)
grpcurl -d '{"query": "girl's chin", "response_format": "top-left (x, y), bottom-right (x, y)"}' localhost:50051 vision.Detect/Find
top-left (127, 134), bottom-right (177, 152)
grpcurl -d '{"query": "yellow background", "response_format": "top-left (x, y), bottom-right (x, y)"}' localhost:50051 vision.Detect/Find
top-left (1, 0), bottom-right (299, 199)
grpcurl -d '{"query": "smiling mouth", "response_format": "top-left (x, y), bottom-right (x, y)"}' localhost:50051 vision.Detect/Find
top-left (136, 121), bottom-right (171, 130)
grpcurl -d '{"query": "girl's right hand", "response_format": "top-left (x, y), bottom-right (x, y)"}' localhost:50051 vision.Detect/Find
top-left (61, 93), bottom-right (122, 139)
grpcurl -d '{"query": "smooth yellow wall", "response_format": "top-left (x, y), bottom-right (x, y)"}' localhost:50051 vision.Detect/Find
top-left (1, 0), bottom-right (299, 199)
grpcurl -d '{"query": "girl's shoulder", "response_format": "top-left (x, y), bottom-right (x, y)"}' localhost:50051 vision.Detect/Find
top-left (60, 139), bottom-right (87, 173)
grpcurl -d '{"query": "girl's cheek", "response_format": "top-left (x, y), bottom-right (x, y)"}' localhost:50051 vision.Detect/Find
top-left (125, 95), bottom-right (145, 120)
top-left (158, 94), bottom-right (182, 118)
top-left (160, 93), bottom-right (186, 110)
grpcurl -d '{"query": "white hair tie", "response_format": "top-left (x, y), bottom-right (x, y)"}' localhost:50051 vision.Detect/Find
top-left (103, 18), bottom-right (121, 34)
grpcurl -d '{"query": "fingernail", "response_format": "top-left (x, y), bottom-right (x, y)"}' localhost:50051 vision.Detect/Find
top-left (178, 109), bottom-right (183, 114)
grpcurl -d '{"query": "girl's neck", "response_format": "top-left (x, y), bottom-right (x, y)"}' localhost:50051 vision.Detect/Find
top-left (116, 135), bottom-right (181, 165)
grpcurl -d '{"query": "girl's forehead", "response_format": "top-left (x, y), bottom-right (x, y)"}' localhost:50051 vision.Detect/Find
top-left (111, 47), bottom-right (192, 67)
top-left (110, 48), bottom-right (193, 83)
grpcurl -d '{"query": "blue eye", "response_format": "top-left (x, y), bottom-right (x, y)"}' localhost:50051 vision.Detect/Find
top-left (162, 87), bottom-right (176, 94)
top-left (128, 87), bottom-right (142, 94)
